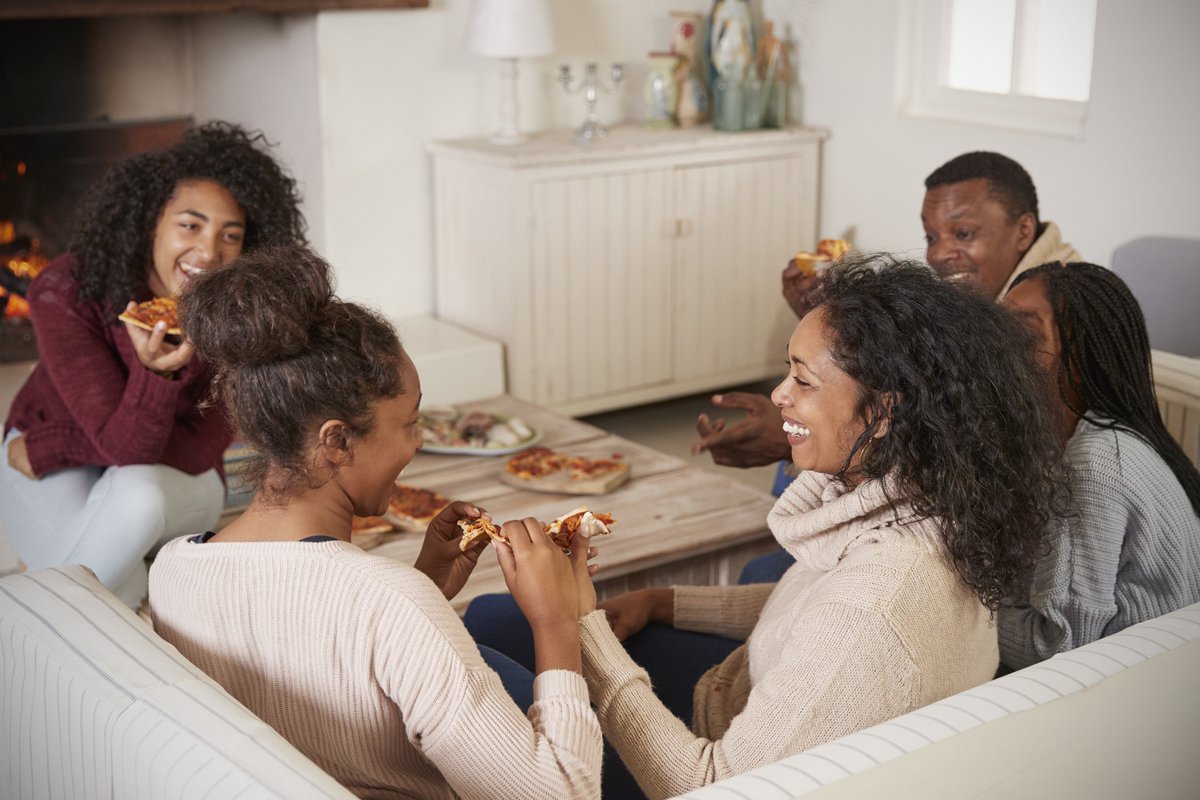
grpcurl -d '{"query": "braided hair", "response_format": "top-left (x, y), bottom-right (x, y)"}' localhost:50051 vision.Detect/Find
top-left (1012, 261), bottom-right (1200, 515)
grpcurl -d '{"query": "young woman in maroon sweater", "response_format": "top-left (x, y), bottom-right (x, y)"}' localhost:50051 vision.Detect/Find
top-left (0, 122), bottom-right (306, 606)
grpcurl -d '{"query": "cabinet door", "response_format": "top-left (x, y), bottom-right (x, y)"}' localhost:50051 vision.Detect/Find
top-left (529, 170), bottom-right (675, 407)
top-left (672, 154), bottom-right (817, 384)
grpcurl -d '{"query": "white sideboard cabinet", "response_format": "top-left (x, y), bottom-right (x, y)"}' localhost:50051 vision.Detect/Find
top-left (429, 125), bottom-right (827, 416)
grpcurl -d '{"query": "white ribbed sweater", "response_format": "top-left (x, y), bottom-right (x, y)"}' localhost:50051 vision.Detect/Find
top-left (580, 472), bottom-right (998, 800)
top-left (148, 538), bottom-right (600, 800)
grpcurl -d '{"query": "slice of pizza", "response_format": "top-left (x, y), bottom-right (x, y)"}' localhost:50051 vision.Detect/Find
top-left (791, 238), bottom-right (851, 276)
top-left (386, 484), bottom-right (450, 531)
top-left (118, 296), bottom-right (181, 335)
top-left (544, 506), bottom-right (615, 551)
top-left (350, 514), bottom-right (395, 550)
top-left (457, 516), bottom-right (506, 551)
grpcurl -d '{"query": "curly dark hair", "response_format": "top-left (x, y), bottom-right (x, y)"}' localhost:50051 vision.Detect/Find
top-left (69, 121), bottom-right (307, 312)
top-left (814, 254), bottom-right (1067, 611)
top-left (925, 151), bottom-right (1040, 227)
top-left (179, 244), bottom-right (405, 500)
top-left (1013, 262), bottom-right (1200, 515)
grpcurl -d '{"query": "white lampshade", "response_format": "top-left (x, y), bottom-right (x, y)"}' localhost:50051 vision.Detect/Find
top-left (467, 0), bottom-right (555, 58)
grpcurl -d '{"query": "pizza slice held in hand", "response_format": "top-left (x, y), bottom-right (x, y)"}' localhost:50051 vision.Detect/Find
top-left (456, 506), bottom-right (615, 552)
top-left (544, 506), bottom-right (614, 550)
top-left (457, 516), bottom-right (505, 551)
top-left (119, 297), bottom-right (181, 335)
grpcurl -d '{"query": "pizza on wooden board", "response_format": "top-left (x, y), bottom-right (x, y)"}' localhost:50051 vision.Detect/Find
top-left (350, 514), bottom-right (395, 550)
top-left (118, 297), bottom-right (181, 335)
top-left (386, 483), bottom-right (451, 531)
top-left (501, 446), bottom-right (631, 495)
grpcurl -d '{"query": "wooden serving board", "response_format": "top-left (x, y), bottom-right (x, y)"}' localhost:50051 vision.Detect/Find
top-left (498, 463), bottom-right (631, 495)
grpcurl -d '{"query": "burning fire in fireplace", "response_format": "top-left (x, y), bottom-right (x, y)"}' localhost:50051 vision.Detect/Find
top-left (1, 217), bottom-right (49, 320)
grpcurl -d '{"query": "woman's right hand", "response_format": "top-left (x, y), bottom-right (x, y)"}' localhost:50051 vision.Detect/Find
top-left (6, 434), bottom-right (36, 480)
top-left (781, 259), bottom-right (827, 319)
top-left (123, 304), bottom-right (195, 376)
top-left (496, 518), bottom-right (580, 626)
top-left (496, 517), bottom-right (586, 673)
top-left (597, 588), bottom-right (674, 642)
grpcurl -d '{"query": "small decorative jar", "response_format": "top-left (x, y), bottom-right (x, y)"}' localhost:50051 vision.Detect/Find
top-left (713, 77), bottom-right (744, 131)
top-left (645, 52), bottom-right (680, 129)
top-left (670, 11), bottom-right (709, 127)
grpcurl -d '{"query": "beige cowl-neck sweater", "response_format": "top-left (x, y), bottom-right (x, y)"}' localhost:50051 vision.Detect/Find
top-left (579, 471), bottom-right (998, 799)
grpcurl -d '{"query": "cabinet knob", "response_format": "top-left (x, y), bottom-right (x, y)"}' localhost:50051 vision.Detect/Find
top-left (668, 219), bottom-right (694, 238)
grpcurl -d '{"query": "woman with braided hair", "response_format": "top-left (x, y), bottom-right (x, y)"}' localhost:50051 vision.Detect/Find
top-left (998, 261), bottom-right (1200, 670)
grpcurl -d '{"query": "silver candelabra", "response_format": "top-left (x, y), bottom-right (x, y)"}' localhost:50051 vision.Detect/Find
top-left (558, 63), bottom-right (623, 145)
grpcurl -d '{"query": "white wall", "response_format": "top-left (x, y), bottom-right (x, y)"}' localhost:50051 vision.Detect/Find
top-left (780, 0), bottom-right (1200, 265)
top-left (82, 0), bottom-right (1198, 324)
top-left (192, 13), bottom-right (327, 254)
top-left (313, 0), bottom-right (711, 321)
top-left (89, 17), bottom-right (190, 120)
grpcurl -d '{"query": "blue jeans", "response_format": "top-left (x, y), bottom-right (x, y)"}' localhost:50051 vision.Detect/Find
top-left (466, 594), bottom-right (741, 799)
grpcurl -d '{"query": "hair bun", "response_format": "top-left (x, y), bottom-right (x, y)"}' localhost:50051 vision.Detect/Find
top-left (180, 245), bottom-right (335, 368)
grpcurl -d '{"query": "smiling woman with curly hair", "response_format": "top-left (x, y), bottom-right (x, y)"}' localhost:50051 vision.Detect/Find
top-left (466, 253), bottom-right (1068, 799)
top-left (0, 121), bottom-right (307, 608)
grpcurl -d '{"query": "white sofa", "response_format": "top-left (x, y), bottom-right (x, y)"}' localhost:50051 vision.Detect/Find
top-left (3, 565), bottom-right (1198, 800)
top-left (0, 565), bottom-right (354, 800)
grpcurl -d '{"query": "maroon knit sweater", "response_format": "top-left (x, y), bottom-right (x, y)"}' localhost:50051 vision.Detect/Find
top-left (4, 254), bottom-right (231, 478)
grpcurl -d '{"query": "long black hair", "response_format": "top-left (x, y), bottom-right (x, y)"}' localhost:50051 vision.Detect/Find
top-left (1012, 261), bottom-right (1200, 515)
top-left (814, 255), bottom-right (1068, 611)
top-left (70, 121), bottom-right (307, 312)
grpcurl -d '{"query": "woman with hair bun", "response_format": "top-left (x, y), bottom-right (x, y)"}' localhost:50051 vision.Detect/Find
top-left (147, 245), bottom-right (601, 800)
top-left (0, 121), bottom-right (307, 607)
top-left (998, 262), bottom-right (1200, 670)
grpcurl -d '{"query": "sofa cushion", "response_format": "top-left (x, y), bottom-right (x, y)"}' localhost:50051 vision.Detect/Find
top-left (0, 565), bottom-right (355, 800)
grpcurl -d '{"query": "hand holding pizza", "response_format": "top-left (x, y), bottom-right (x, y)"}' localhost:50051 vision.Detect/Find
top-left (781, 259), bottom-right (827, 319)
top-left (413, 500), bottom-right (490, 601)
top-left (121, 301), bottom-right (195, 377)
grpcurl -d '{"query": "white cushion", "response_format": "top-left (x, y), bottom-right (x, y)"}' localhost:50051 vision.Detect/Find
top-left (0, 565), bottom-right (355, 800)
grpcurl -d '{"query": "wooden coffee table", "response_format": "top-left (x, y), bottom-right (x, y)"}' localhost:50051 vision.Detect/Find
top-left (370, 395), bottom-right (781, 612)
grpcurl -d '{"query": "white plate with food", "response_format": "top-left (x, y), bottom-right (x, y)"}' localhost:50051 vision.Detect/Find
top-left (417, 406), bottom-right (542, 456)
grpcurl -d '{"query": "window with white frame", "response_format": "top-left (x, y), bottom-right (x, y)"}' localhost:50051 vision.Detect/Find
top-left (899, 0), bottom-right (1098, 138)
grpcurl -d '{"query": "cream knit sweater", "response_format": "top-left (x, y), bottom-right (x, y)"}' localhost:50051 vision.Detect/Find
top-left (149, 537), bottom-right (601, 800)
top-left (998, 220), bottom-right (1081, 298)
top-left (580, 472), bottom-right (998, 799)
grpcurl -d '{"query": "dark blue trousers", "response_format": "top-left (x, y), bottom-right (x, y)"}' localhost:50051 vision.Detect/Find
top-left (464, 593), bottom-right (741, 800)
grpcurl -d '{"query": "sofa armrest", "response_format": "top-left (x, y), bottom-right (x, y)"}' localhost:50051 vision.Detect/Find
top-left (0, 565), bottom-right (355, 799)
